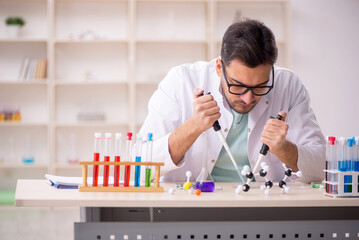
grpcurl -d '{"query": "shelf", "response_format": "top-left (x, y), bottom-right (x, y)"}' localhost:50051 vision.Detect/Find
top-left (135, 42), bottom-right (207, 83)
top-left (0, 163), bottom-right (48, 169)
top-left (55, 43), bottom-right (128, 81)
top-left (215, 39), bottom-right (286, 45)
top-left (55, 0), bottom-right (128, 40)
top-left (0, 1), bottom-right (48, 40)
top-left (55, 81), bottom-right (127, 86)
top-left (136, 0), bottom-right (207, 2)
top-left (135, 39), bottom-right (207, 44)
top-left (0, 0), bottom-right (47, 2)
top-left (216, 0), bottom-right (287, 3)
top-left (0, 81), bottom-right (47, 85)
top-left (55, 39), bottom-right (128, 44)
top-left (0, 39), bottom-right (48, 43)
top-left (0, 0), bottom-right (290, 181)
top-left (55, 122), bottom-right (128, 128)
top-left (136, 2), bottom-right (206, 41)
top-left (55, 0), bottom-right (126, 2)
top-left (0, 122), bottom-right (47, 127)
top-left (135, 81), bottom-right (159, 86)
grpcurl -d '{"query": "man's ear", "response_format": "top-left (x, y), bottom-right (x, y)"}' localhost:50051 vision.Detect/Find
top-left (215, 58), bottom-right (222, 77)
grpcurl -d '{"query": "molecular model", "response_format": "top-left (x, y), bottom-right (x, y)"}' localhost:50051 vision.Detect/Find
top-left (168, 171), bottom-right (201, 196)
top-left (236, 163), bottom-right (302, 195)
top-left (183, 171), bottom-right (193, 190)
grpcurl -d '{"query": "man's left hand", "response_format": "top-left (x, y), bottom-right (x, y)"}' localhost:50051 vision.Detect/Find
top-left (260, 110), bottom-right (299, 171)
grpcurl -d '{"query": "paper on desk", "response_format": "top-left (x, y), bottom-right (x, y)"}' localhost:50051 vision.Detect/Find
top-left (45, 174), bottom-right (118, 187)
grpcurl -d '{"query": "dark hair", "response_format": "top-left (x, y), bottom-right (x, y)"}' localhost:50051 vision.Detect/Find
top-left (221, 18), bottom-right (278, 68)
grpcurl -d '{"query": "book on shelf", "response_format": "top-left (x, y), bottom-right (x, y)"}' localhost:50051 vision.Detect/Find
top-left (18, 57), bottom-right (30, 81)
top-left (18, 58), bottom-right (48, 82)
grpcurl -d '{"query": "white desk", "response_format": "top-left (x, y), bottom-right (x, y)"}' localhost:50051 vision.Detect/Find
top-left (14, 180), bottom-right (359, 207)
top-left (15, 180), bottom-right (359, 240)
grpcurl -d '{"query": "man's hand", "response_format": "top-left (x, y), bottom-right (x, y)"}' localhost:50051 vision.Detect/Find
top-left (260, 110), bottom-right (299, 171)
top-left (168, 88), bottom-right (221, 165)
top-left (190, 88), bottom-right (221, 133)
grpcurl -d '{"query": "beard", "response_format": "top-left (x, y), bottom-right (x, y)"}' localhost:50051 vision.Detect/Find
top-left (228, 98), bottom-right (258, 114)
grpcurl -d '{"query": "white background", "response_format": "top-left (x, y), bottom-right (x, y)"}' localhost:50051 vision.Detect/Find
top-left (290, 0), bottom-right (359, 137)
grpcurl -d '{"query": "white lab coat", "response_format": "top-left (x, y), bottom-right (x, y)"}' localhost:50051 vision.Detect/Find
top-left (139, 59), bottom-right (325, 183)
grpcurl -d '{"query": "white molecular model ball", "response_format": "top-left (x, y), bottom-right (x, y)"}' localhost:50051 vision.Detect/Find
top-left (264, 189), bottom-right (271, 195)
top-left (235, 185), bottom-right (243, 194)
top-left (168, 188), bottom-right (175, 195)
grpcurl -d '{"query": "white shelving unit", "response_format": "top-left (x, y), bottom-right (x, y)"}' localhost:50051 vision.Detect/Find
top-left (0, 0), bottom-right (290, 188)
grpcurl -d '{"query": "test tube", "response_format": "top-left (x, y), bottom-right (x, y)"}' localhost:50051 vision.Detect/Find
top-left (124, 132), bottom-right (133, 187)
top-left (103, 133), bottom-right (112, 187)
top-left (346, 138), bottom-right (354, 172)
top-left (145, 133), bottom-right (153, 187)
top-left (326, 136), bottom-right (336, 194)
top-left (354, 137), bottom-right (359, 171)
top-left (134, 133), bottom-right (142, 187)
top-left (114, 133), bottom-right (122, 187)
top-left (338, 137), bottom-right (346, 172)
top-left (92, 132), bottom-right (101, 186)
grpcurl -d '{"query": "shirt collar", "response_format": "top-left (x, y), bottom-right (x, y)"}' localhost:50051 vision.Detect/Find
top-left (231, 109), bottom-right (245, 124)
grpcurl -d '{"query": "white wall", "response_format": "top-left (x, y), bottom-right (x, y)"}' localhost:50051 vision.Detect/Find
top-left (290, 0), bottom-right (359, 137)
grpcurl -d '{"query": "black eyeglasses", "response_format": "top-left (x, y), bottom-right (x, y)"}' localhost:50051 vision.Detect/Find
top-left (221, 60), bottom-right (274, 96)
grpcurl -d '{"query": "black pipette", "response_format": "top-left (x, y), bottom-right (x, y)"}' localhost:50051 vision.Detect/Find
top-left (252, 114), bottom-right (284, 174)
top-left (198, 92), bottom-right (245, 182)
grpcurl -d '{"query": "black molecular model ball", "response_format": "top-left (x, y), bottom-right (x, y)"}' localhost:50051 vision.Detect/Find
top-left (246, 172), bottom-right (254, 179)
top-left (243, 184), bottom-right (250, 192)
top-left (285, 169), bottom-right (293, 177)
top-left (279, 180), bottom-right (286, 188)
top-left (259, 169), bottom-right (267, 177)
top-left (265, 181), bottom-right (273, 188)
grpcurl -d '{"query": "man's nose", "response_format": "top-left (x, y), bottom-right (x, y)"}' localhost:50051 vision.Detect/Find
top-left (240, 90), bottom-right (255, 104)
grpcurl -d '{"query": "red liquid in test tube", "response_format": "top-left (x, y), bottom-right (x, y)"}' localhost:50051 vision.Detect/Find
top-left (114, 133), bottom-right (122, 187)
top-left (124, 132), bottom-right (133, 187)
top-left (103, 133), bottom-right (112, 187)
top-left (92, 133), bottom-right (101, 186)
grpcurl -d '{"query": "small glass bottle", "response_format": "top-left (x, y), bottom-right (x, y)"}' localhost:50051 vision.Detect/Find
top-left (195, 131), bottom-right (215, 192)
top-left (22, 134), bottom-right (34, 164)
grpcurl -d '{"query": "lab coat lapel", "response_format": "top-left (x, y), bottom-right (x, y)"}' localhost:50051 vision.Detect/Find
top-left (213, 76), bottom-right (233, 132)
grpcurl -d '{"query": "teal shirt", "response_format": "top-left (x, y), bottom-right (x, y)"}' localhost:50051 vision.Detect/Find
top-left (211, 109), bottom-right (252, 182)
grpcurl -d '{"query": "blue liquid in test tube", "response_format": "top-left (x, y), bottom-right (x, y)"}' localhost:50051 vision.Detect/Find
top-left (134, 134), bottom-right (142, 187)
top-left (347, 138), bottom-right (354, 172)
top-left (338, 137), bottom-right (347, 172)
top-left (354, 137), bottom-right (359, 171)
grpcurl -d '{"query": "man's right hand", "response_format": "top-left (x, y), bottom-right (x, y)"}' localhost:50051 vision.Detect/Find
top-left (168, 88), bottom-right (221, 165)
top-left (191, 88), bottom-right (221, 133)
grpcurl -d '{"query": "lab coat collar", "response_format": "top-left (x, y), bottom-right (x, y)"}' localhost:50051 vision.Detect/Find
top-left (215, 72), bottom-right (233, 131)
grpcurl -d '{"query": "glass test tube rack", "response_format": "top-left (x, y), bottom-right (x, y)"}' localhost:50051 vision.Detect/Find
top-left (79, 161), bottom-right (164, 192)
top-left (324, 136), bottom-right (359, 197)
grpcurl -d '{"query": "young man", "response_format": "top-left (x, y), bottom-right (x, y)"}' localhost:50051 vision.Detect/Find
top-left (140, 19), bottom-right (325, 183)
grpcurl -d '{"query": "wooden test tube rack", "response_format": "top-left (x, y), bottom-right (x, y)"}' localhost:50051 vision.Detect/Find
top-left (78, 161), bottom-right (164, 192)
